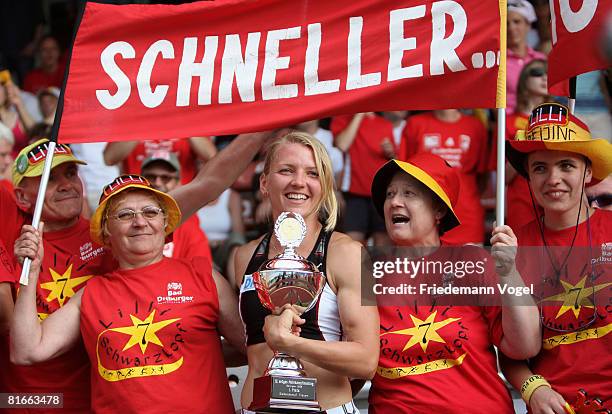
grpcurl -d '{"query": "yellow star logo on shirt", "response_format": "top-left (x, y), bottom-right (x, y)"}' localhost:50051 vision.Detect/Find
top-left (39, 264), bottom-right (93, 307)
top-left (382, 311), bottom-right (460, 352)
top-left (542, 276), bottom-right (611, 319)
top-left (110, 310), bottom-right (180, 354)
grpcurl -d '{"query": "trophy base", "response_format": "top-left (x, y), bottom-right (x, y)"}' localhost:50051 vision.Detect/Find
top-left (249, 374), bottom-right (321, 413)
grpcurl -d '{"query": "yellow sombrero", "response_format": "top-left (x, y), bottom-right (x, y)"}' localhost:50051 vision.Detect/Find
top-left (90, 175), bottom-right (181, 246)
top-left (12, 138), bottom-right (87, 186)
top-left (506, 102), bottom-right (612, 181)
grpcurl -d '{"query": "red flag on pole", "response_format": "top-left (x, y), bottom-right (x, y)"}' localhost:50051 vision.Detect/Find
top-left (547, 0), bottom-right (612, 96)
top-left (58, 0), bottom-right (507, 144)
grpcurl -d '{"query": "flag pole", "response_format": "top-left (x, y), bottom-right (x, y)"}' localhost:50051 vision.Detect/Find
top-left (496, 108), bottom-right (506, 226)
top-left (568, 76), bottom-right (577, 114)
top-left (495, 0), bottom-right (507, 227)
top-left (18, 143), bottom-right (56, 285)
top-left (19, 0), bottom-right (88, 285)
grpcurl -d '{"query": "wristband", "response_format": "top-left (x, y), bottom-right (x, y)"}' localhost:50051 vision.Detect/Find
top-left (520, 374), bottom-right (551, 405)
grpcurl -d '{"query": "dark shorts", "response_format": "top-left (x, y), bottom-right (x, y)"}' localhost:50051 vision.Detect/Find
top-left (340, 193), bottom-right (386, 235)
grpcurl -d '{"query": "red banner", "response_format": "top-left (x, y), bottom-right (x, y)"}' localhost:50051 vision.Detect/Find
top-left (59, 0), bottom-right (505, 144)
top-left (548, 0), bottom-right (612, 95)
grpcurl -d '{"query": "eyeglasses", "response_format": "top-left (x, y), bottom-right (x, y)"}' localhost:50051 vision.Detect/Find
top-left (143, 174), bottom-right (179, 184)
top-left (527, 67), bottom-right (546, 77)
top-left (588, 193), bottom-right (612, 209)
top-left (108, 206), bottom-right (165, 222)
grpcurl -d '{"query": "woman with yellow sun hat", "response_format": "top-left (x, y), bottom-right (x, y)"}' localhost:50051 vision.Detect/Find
top-left (368, 152), bottom-right (540, 413)
top-left (11, 175), bottom-right (244, 413)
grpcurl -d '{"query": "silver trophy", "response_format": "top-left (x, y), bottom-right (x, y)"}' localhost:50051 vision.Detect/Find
top-left (249, 212), bottom-right (326, 413)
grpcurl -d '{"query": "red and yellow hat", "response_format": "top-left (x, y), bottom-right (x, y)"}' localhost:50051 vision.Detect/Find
top-left (12, 138), bottom-right (87, 186)
top-left (506, 102), bottom-right (612, 181)
top-left (371, 153), bottom-right (461, 234)
top-left (90, 174), bottom-right (182, 246)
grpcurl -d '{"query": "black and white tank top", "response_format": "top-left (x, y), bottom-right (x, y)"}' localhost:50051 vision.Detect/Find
top-left (239, 229), bottom-right (342, 346)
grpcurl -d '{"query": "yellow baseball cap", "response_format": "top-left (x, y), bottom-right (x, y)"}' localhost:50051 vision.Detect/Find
top-left (12, 139), bottom-right (87, 186)
top-left (90, 174), bottom-right (182, 246)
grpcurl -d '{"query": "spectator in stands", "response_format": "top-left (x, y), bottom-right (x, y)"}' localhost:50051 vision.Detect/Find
top-left (11, 176), bottom-right (243, 413)
top-left (140, 152), bottom-right (212, 262)
top-left (331, 112), bottom-right (395, 245)
top-left (0, 78), bottom-right (34, 156)
top-left (381, 111), bottom-right (409, 148)
top-left (399, 109), bottom-right (488, 245)
top-left (104, 137), bottom-right (217, 185)
top-left (505, 59), bottom-right (549, 230)
top-left (507, 0), bottom-right (547, 113)
top-left (22, 35), bottom-right (65, 94)
top-left (0, 122), bottom-right (13, 183)
top-left (532, 0), bottom-right (552, 54)
top-left (503, 102), bottom-right (612, 413)
top-left (37, 86), bottom-right (58, 126)
top-left (0, 131), bottom-right (279, 410)
top-left (368, 154), bottom-right (540, 413)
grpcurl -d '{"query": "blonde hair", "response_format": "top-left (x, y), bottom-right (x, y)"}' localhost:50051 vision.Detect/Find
top-left (263, 131), bottom-right (338, 231)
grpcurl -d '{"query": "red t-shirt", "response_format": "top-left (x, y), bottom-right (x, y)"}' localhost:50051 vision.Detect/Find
top-left (399, 112), bottom-right (488, 244)
top-left (22, 63), bottom-right (66, 94)
top-left (0, 179), bottom-right (13, 196)
top-left (0, 238), bottom-right (14, 283)
top-left (516, 210), bottom-right (612, 408)
top-left (80, 257), bottom-right (234, 413)
top-left (163, 215), bottom-right (212, 261)
top-left (122, 139), bottom-right (199, 184)
top-left (0, 237), bottom-right (14, 399)
top-left (331, 114), bottom-right (394, 197)
top-left (0, 185), bottom-right (115, 412)
top-left (370, 303), bottom-right (512, 413)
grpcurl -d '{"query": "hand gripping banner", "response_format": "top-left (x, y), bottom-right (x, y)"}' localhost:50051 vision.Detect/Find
top-left (58, 0), bottom-right (507, 143)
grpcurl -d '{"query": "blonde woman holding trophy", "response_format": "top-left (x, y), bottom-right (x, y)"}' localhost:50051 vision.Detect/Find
top-left (234, 132), bottom-right (379, 413)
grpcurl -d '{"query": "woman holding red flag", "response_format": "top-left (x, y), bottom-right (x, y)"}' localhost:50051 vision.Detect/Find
top-left (11, 175), bottom-right (244, 413)
top-left (367, 153), bottom-right (540, 413)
